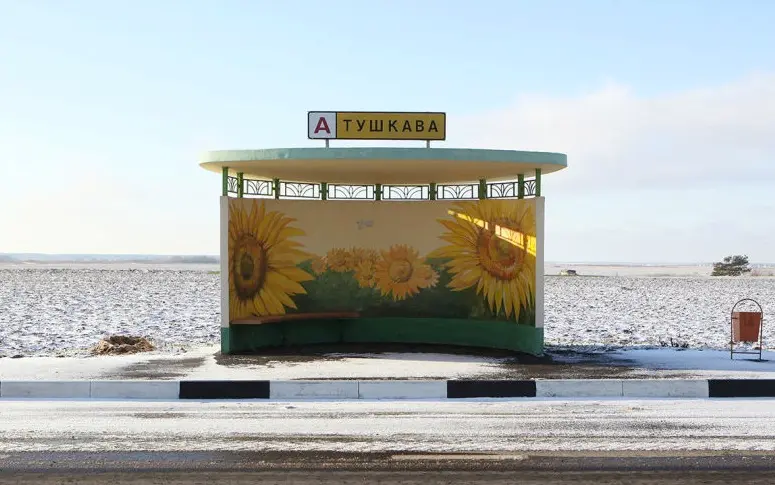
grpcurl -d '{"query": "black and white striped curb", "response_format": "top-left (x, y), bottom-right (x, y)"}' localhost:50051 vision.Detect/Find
top-left (1, 379), bottom-right (774, 400)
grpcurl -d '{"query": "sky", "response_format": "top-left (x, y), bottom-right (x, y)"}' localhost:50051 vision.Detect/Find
top-left (1, 0), bottom-right (774, 263)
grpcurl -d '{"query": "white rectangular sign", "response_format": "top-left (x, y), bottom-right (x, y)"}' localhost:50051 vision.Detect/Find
top-left (308, 111), bottom-right (337, 139)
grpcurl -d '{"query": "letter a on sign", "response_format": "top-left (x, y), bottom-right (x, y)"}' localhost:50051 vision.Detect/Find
top-left (308, 112), bottom-right (337, 139)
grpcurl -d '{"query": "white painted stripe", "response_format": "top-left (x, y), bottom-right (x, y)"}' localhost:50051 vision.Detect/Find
top-left (622, 379), bottom-right (709, 398)
top-left (536, 379), bottom-right (624, 397)
top-left (270, 381), bottom-right (359, 399)
top-left (90, 381), bottom-right (180, 399)
top-left (0, 381), bottom-right (91, 398)
top-left (358, 381), bottom-right (447, 399)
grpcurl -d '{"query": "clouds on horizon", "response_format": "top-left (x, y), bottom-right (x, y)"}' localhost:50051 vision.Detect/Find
top-left (451, 72), bottom-right (775, 191)
top-left (446, 73), bottom-right (775, 262)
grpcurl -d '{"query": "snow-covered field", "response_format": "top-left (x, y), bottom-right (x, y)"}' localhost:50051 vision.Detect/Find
top-left (0, 266), bottom-right (773, 357)
top-left (545, 275), bottom-right (774, 349)
top-left (0, 268), bottom-right (220, 356)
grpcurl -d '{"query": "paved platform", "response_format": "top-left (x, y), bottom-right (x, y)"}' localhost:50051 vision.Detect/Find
top-left (3, 345), bottom-right (775, 382)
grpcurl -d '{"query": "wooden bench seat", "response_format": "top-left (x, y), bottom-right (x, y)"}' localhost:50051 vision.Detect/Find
top-left (230, 312), bottom-right (360, 325)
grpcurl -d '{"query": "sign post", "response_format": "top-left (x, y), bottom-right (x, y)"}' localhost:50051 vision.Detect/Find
top-left (308, 111), bottom-right (446, 147)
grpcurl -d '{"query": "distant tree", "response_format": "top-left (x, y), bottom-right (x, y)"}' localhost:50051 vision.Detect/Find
top-left (711, 255), bottom-right (752, 276)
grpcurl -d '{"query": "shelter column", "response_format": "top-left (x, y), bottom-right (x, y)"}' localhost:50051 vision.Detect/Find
top-left (221, 167), bottom-right (229, 196)
top-left (535, 168), bottom-right (542, 197)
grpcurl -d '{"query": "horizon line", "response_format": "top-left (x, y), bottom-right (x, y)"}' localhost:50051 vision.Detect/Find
top-left (1, 253), bottom-right (770, 266)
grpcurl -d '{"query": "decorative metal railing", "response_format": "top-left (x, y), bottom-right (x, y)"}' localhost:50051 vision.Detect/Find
top-left (328, 184), bottom-right (375, 200)
top-left (226, 176), bottom-right (240, 195)
top-left (278, 182), bottom-right (319, 199)
top-left (382, 185), bottom-right (429, 201)
top-left (243, 179), bottom-right (272, 197)
top-left (226, 176), bottom-right (539, 200)
top-left (486, 180), bottom-right (537, 198)
top-left (437, 183), bottom-right (478, 200)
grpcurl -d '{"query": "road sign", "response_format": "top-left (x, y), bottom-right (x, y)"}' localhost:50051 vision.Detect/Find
top-left (308, 111), bottom-right (446, 141)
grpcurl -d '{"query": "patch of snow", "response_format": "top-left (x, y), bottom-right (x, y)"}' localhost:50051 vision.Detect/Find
top-left (0, 346), bottom-right (218, 380)
top-left (605, 348), bottom-right (775, 377)
top-left (0, 347), bottom-right (507, 381)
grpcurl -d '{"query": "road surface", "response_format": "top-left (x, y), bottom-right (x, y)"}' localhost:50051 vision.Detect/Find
top-left (1, 398), bottom-right (775, 483)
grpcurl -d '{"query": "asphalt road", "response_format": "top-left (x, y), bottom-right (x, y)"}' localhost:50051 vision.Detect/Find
top-left (1, 398), bottom-right (775, 483)
top-left (2, 469), bottom-right (775, 484)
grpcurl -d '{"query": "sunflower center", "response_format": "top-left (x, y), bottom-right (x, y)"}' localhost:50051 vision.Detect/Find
top-left (239, 253), bottom-right (255, 280)
top-left (477, 227), bottom-right (524, 281)
top-left (388, 259), bottom-right (413, 283)
top-left (232, 235), bottom-right (267, 300)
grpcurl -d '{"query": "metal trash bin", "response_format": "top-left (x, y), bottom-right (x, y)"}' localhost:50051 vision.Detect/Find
top-left (730, 298), bottom-right (764, 361)
top-left (732, 311), bottom-right (762, 343)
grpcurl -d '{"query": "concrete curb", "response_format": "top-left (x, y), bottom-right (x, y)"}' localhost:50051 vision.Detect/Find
top-left (1, 379), bottom-right (774, 400)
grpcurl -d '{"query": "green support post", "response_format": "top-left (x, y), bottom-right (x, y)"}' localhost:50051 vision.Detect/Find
top-left (221, 167), bottom-right (229, 196)
top-left (375, 183), bottom-right (382, 201)
top-left (517, 174), bottom-right (525, 199)
top-left (273, 178), bottom-right (281, 199)
top-left (237, 172), bottom-right (244, 198)
top-left (429, 182), bottom-right (437, 200)
top-left (535, 168), bottom-right (542, 197)
top-left (478, 179), bottom-right (487, 200)
top-left (320, 182), bottom-right (328, 200)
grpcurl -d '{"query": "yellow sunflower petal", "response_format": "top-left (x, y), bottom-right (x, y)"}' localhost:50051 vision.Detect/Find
top-left (258, 287), bottom-right (290, 314)
top-left (503, 284), bottom-right (514, 318)
top-left (251, 293), bottom-right (268, 316)
top-left (274, 265), bottom-right (315, 283)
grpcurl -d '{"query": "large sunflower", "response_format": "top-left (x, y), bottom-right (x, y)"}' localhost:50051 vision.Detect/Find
top-left (228, 199), bottom-right (313, 320)
top-left (354, 260), bottom-right (377, 288)
top-left (374, 244), bottom-right (435, 301)
top-left (325, 248), bottom-right (353, 272)
top-left (428, 200), bottom-right (536, 320)
top-left (350, 247), bottom-right (379, 267)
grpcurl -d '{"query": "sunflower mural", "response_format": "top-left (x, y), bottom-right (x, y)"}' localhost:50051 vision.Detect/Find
top-left (428, 200), bottom-right (537, 321)
top-left (373, 244), bottom-right (439, 301)
top-left (227, 198), bottom-right (537, 326)
top-left (325, 248), bottom-right (353, 273)
top-left (228, 199), bottom-right (314, 320)
top-left (354, 260), bottom-right (378, 288)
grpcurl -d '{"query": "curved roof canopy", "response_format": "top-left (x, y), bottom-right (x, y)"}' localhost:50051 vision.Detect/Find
top-left (200, 147), bottom-right (567, 184)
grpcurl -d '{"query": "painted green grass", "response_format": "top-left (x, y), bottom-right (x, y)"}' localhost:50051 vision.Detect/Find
top-left (291, 258), bottom-right (536, 326)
